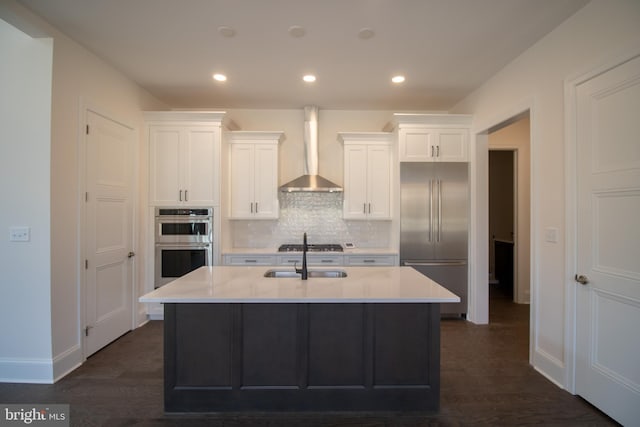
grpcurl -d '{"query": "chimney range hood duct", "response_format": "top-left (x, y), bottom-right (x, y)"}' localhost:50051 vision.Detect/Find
top-left (279, 106), bottom-right (343, 192)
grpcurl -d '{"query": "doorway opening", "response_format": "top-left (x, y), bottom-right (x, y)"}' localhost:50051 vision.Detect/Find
top-left (487, 112), bottom-right (531, 321)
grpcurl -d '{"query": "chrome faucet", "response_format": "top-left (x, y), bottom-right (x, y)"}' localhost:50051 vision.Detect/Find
top-left (295, 232), bottom-right (309, 280)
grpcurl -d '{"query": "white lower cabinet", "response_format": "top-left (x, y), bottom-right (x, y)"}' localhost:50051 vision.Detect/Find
top-left (223, 253), bottom-right (397, 267)
top-left (278, 254), bottom-right (344, 266)
top-left (345, 254), bottom-right (398, 266)
top-left (223, 254), bottom-right (277, 265)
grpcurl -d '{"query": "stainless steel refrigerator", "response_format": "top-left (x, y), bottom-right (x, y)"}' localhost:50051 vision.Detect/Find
top-left (400, 162), bottom-right (468, 316)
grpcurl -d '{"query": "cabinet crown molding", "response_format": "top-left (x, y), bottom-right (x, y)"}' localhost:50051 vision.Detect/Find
top-left (337, 132), bottom-right (392, 144)
top-left (144, 110), bottom-right (226, 124)
top-left (228, 131), bottom-right (285, 143)
top-left (393, 113), bottom-right (472, 127)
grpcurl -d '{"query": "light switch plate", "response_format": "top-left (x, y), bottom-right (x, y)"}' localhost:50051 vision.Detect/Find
top-left (544, 227), bottom-right (558, 243)
top-left (9, 226), bottom-right (30, 242)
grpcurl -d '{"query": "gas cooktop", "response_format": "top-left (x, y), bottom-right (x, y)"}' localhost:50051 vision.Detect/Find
top-left (278, 244), bottom-right (343, 252)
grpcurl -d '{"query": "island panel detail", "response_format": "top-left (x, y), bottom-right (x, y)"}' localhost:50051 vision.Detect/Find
top-left (164, 302), bottom-right (440, 412)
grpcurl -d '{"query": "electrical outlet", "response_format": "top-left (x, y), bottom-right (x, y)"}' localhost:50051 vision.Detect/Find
top-left (9, 226), bottom-right (30, 242)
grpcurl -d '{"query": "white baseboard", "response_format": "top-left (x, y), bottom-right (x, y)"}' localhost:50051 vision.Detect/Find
top-left (53, 344), bottom-right (82, 382)
top-left (0, 357), bottom-right (54, 384)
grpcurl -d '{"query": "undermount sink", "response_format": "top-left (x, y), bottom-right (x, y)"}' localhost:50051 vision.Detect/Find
top-left (264, 269), bottom-right (348, 278)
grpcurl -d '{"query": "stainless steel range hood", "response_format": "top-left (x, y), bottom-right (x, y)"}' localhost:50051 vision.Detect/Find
top-left (279, 106), bottom-right (343, 193)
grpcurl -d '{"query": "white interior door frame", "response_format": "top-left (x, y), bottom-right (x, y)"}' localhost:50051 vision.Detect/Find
top-left (77, 99), bottom-right (139, 360)
top-left (469, 99), bottom-right (536, 363)
top-left (563, 45), bottom-right (640, 394)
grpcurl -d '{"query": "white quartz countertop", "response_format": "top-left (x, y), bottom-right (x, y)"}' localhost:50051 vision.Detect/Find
top-left (139, 266), bottom-right (460, 304)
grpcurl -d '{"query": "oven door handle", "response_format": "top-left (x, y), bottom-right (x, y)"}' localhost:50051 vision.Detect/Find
top-left (156, 243), bottom-right (211, 249)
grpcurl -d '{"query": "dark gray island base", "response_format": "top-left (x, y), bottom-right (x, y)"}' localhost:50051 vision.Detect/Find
top-left (164, 302), bottom-right (440, 413)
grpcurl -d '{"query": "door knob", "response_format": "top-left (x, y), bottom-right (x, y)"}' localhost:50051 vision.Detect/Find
top-left (574, 274), bottom-right (589, 285)
top-left (128, 251), bottom-right (136, 258)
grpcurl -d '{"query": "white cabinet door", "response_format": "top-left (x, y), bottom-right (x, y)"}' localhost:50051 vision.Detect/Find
top-left (366, 144), bottom-right (391, 219)
top-left (340, 134), bottom-right (392, 220)
top-left (435, 129), bottom-right (468, 162)
top-left (399, 127), bottom-right (468, 162)
top-left (253, 144), bottom-right (279, 219)
top-left (229, 143), bottom-right (255, 218)
top-left (223, 254), bottom-right (277, 265)
top-left (345, 255), bottom-right (397, 266)
top-left (149, 126), bottom-right (182, 205)
top-left (228, 132), bottom-right (283, 219)
top-left (184, 127), bottom-right (219, 206)
top-left (399, 127), bottom-right (435, 161)
top-left (148, 116), bottom-right (222, 206)
top-left (343, 144), bottom-right (369, 218)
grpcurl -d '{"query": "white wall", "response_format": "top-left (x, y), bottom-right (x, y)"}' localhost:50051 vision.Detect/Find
top-left (0, 18), bottom-right (53, 382)
top-left (0, 1), bottom-right (166, 382)
top-left (452, 0), bottom-right (640, 388)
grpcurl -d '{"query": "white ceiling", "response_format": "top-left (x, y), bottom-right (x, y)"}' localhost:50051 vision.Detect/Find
top-left (17, 0), bottom-right (588, 110)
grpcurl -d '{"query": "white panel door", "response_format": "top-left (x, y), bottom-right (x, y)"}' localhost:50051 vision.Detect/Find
top-left (575, 54), bottom-right (640, 426)
top-left (85, 110), bottom-right (134, 357)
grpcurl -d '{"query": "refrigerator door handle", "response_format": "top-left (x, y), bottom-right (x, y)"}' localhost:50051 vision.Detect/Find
top-left (403, 260), bottom-right (467, 267)
top-left (429, 180), bottom-right (433, 242)
top-left (438, 180), bottom-right (442, 242)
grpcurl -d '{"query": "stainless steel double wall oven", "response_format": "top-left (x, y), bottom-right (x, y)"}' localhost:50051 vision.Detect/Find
top-left (155, 208), bottom-right (213, 288)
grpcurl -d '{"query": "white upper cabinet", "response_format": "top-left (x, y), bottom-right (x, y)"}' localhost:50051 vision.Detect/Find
top-left (339, 132), bottom-right (393, 220)
top-left (228, 131), bottom-right (284, 219)
top-left (395, 114), bottom-right (472, 162)
top-left (146, 111), bottom-right (225, 206)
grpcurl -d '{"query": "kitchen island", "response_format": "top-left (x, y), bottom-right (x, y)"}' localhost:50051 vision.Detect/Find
top-left (139, 266), bottom-right (459, 413)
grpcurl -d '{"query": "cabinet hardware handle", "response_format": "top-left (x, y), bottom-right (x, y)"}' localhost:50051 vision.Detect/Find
top-left (368, 203), bottom-right (371, 214)
top-left (245, 259), bottom-right (257, 263)
top-left (363, 259), bottom-right (375, 263)
top-left (436, 145), bottom-right (440, 157)
top-left (431, 146), bottom-right (435, 157)
top-left (255, 202), bottom-right (258, 213)
top-left (127, 251), bottom-right (135, 258)
top-left (179, 190), bottom-right (183, 201)
top-left (250, 202), bottom-right (253, 213)
top-left (185, 190), bottom-right (188, 202)
top-left (363, 203), bottom-right (366, 214)
top-left (321, 259), bottom-right (332, 263)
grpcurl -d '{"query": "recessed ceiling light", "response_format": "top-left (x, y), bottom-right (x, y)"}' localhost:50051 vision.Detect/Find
top-left (358, 28), bottom-right (375, 40)
top-left (391, 75), bottom-right (405, 84)
top-left (213, 73), bottom-right (227, 82)
top-left (217, 26), bottom-right (236, 37)
top-left (303, 75), bottom-right (316, 83)
top-left (288, 25), bottom-right (306, 38)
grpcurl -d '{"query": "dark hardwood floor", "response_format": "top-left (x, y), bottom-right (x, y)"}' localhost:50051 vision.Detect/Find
top-left (0, 286), bottom-right (618, 426)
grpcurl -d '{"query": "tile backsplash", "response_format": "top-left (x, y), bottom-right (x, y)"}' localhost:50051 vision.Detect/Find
top-left (230, 192), bottom-right (391, 248)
